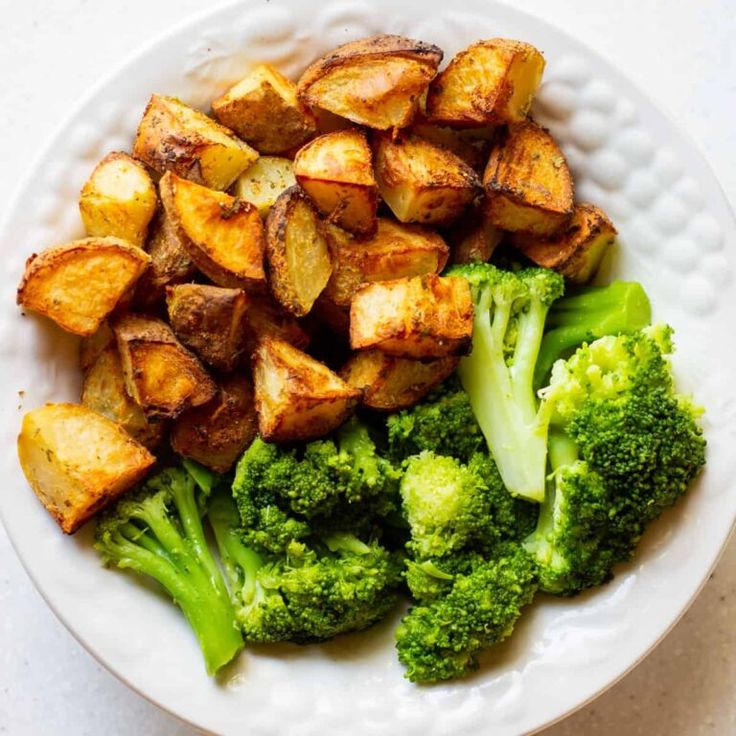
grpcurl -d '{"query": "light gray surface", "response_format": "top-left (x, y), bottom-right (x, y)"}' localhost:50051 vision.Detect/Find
top-left (1, 1), bottom-right (734, 734)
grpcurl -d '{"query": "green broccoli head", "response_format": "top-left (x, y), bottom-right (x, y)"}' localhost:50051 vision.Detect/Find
top-left (404, 552), bottom-right (485, 603)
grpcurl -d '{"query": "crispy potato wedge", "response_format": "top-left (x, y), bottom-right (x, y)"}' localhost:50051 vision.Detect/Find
top-left (427, 39), bottom-right (545, 126)
top-left (294, 129), bottom-right (377, 235)
top-left (17, 403), bottom-right (155, 533)
top-left (297, 34), bottom-right (442, 130)
top-left (133, 94), bottom-right (258, 190)
top-left (408, 120), bottom-right (490, 171)
top-left (323, 218), bottom-right (449, 307)
top-left (166, 283), bottom-right (249, 372)
top-left (81, 345), bottom-right (165, 449)
top-left (113, 314), bottom-right (216, 419)
top-left (212, 64), bottom-right (317, 154)
top-left (79, 152), bottom-right (157, 247)
top-left (350, 274), bottom-right (473, 359)
top-left (340, 350), bottom-right (458, 410)
top-left (232, 156), bottom-right (296, 218)
top-left (253, 337), bottom-right (360, 442)
top-left (17, 238), bottom-right (151, 336)
top-left (265, 186), bottom-right (332, 316)
top-left (447, 208), bottom-right (503, 265)
top-left (483, 120), bottom-right (574, 236)
top-left (79, 321), bottom-right (115, 372)
top-left (170, 374), bottom-right (257, 472)
top-left (511, 202), bottom-right (616, 283)
top-left (373, 132), bottom-right (481, 226)
top-left (242, 295), bottom-right (310, 353)
top-left (160, 172), bottom-right (266, 291)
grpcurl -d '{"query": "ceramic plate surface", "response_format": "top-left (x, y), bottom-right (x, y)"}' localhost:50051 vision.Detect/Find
top-left (1, 1), bottom-right (735, 734)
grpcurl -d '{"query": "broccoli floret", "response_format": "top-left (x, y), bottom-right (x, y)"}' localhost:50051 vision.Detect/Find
top-left (447, 263), bottom-right (565, 501)
top-left (534, 281), bottom-right (651, 389)
top-left (396, 543), bottom-right (537, 682)
top-left (94, 468), bottom-right (243, 675)
top-left (404, 552), bottom-right (485, 603)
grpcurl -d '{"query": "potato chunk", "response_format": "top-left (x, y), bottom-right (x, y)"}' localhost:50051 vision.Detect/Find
top-left (483, 120), bottom-right (573, 236)
top-left (232, 156), bottom-right (296, 218)
top-left (294, 129), bottom-right (377, 235)
top-left (113, 314), bottom-right (216, 419)
top-left (212, 64), bottom-right (317, 154)
top-left (17, 403), bottom-right (155, 533)
top-left (341, 350), bottom-right (458, 411)
top-left (350, 274), bottom-right (473, 358)
top-left (166, 284), bottom-right (249, 372)
top-left (133, 94), bottom-right (258, 190)
top-left (511, 203), bottom-right (616, 283)
top-left (170, 374), bottom-right (257, 472)
top-left (373, 132), bottom-right (480, 226)
top-left (160, 172), bottom-right (266, 291)
top-left (407, 120), bottom-right (489, 171)
top-left (265, 186), bottom-right (332, 316)
top-left (447, 209), bottom-right (503, 265)
top-left (242, 295), bottom-right (310, 353)
top-left (79, 152), bottom-right (157, 247)
top-left (17, 238), bottom-right (150, 336)
top-left (297, 34), bottom-right (442, 130)
top-left (427, 38), bottom-right (545, 126)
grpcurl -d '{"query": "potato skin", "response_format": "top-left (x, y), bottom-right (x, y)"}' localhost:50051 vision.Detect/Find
top-left (17, 237), bottom-right (151, 336)
top-left (233, 156), bottom-right (296, 218)
top-left (17, 403), bottom-right (155, 533)
top-left (350, 274), bottom-right (473, 359)
top-left (170, 374), bottom-right (257, 472)
top-left (447, 208), bottom-right (503, 265)
top-left (241, 295), bottom-right (310, 353)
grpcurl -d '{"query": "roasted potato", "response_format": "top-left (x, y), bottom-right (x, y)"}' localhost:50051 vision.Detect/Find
top-left (340, 350), bottom-right (458, 410)
top-left (160, 172), bottom-right (267, 291)
top-left (408, 120), bottom-right (490, 171)
top-left (447, 208), bottom-right (503, 265)
top-left (79, 152), bottom-right (157, 247)
top-left (170, 374), bottom-right (257, 472)
top-left (511, 202), bottom-right (616, 283)
top-left (350, 274), bottom-right (473, 359)
top-left (372, 132), bottom-right (481, 226)
top-left (323, 218), bottom-right (449, 307)
top-left (253, 337), bottom-right (361, 442)
top-left (232, 156), bottom-right (296, 218)
top-left (297, 34), bottom-right (442, 130)
top-left (483, 120), bottom-right (574, 236)
top-left (265, 186), bottom-right (332, 316)
top-left (17, 238), bottom-right (150, 336)
top-left (212, 64), bottom-right (317, 154)
top-left (133, 94), bottom-right (258, 190)
top-left (79, 321), bottom-right (115, 372)
top-left (113, 314), bottom-right (216, 419)
top-left (242, 294), bottom-right (310, 353)
top-left (293, 129), bottom-right (377, 235)
top-left (166, 283), bottom-right (249, 372)
top-left (17, 403), bottom-right (155, 533)
top-left (427, 38), bottom-right (545, 126)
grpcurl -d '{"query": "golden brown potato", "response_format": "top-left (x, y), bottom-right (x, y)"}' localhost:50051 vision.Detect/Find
top-left (293, 129), bottom-right (377, 235)
top-left (79, 152), bottom-right (158, 247)
top-left (483, 120), bottom-right (574, 236)
top-left (17, 238), bottom-right (151, 336)
top-left (297, 34), bottom-right (442, 130)
top-left (407, 119), bottom-right (490, 171)
top-left (160, 172), bottom-right (267, 291)
top-left (79, 321), bottom-right (115, 372)
top-left (170, 374), bottom-right (257, 472)
top-left (17, 403), bottom-right (155, 533)
top-left (113, 314), bottom-right (216, 419)
top-left (511, 202), bottom-right (616, 283)
top-left (212, 64), bottom-right (317, 154)
top-left (447, 209), bottom-right (503, 265)
top-left (340, 350), bottom-right (458, 410)
top-left (166, 283), bottom-right (249, 372)
top-left (427, 39), bottom-right (545, 126)
top-left (232, 156), bottom-right (296, 218)
top-left (81, 345), bottom-right (165, 449)
top-left (265, 186), bottom-right (332, 316)
top-left (350, 274), bottom-right (473, 359)
top-left (133, 94), bottom-right (258, 190)
top-left (253, 337), bottom-right (361, 442)
top-left (241, 295), bottom-right (310, 353)
top-left (322, 218), bottom-right (449, 307)
top-left (372, 132), bottom-right (481, 226)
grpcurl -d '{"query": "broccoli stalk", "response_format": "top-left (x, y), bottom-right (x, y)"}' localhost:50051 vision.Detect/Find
top-left (95, 468), bottom-right (243, 675)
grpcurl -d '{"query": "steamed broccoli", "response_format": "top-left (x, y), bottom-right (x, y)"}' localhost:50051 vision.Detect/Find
top-left (95, 468), bottom-right (243, 675)
top-left (446, 263), bottom-right (565, 501)
top-left (404, 552), bottom-right (485, 603)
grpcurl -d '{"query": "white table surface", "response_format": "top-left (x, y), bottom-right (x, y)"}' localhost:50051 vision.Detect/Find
top-left (1, 1), bottom-right (735, 734)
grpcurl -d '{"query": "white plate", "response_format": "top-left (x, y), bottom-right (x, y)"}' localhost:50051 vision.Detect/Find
top-left (1, 1), bottom-right (734, 734)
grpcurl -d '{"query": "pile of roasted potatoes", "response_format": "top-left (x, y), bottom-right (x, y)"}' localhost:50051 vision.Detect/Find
top-left (16, 34), bottom-right (616, 534)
